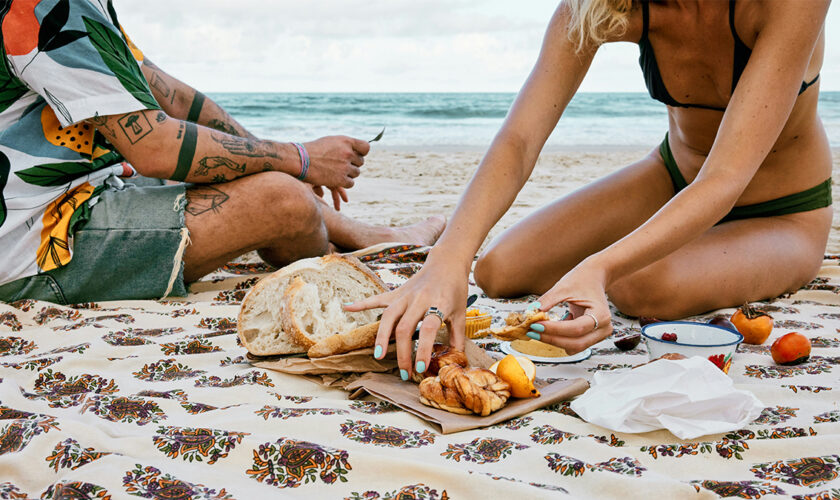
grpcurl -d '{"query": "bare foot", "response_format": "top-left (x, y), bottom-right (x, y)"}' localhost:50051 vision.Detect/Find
top-left (388, 215), bottom-right (446, 247)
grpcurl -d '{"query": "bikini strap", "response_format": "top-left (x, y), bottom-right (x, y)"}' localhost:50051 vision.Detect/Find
top-left (639, 1), bottom-right (650, 43)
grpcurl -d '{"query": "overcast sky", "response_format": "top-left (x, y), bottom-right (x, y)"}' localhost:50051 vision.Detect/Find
top-left (119, 0), bottom-right (840, 93)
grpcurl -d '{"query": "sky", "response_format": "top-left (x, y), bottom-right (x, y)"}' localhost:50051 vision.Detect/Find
top-left (119, 0), bottom-right (840, 93)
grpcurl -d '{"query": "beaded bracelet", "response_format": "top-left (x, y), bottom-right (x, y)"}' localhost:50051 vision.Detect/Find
top-left (292, 142), bottom-right (310, 181)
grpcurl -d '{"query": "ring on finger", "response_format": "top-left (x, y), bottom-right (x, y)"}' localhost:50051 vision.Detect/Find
top-left (423, 306), bottom-right (445, 323)
top-left (583, 312), bottom-right (599, 331)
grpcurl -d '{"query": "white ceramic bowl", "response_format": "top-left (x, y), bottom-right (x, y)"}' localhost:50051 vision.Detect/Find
top-left (641, 321), bottom-right (743, 373)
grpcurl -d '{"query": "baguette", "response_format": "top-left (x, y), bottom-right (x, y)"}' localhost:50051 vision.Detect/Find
top-left (237, 255), bottom-right (387, 356)
top-left (307, 321), bottom-right (380, 358)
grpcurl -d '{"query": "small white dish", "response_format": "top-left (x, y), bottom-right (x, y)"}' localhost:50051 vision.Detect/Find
top-left (500, 341), bottom-right (592, 364)
top-left (641, 321), bottom-right (742, 373)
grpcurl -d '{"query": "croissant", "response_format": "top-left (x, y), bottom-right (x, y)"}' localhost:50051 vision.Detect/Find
top-left (419, 364), bottom-right (511, 416)
top-left (487, 310), bottom-right (549, 342)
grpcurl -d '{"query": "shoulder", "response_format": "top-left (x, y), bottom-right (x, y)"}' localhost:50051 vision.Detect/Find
top-left (752, 0), bottom-right (830, 33)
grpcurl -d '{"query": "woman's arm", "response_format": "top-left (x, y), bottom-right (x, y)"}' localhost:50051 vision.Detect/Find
top-left (347, 3), bottom-right (598, 377)
top-left (536, 0), bottom-right (830, 352)
top-left (140, 59), bottom-right (256, 139)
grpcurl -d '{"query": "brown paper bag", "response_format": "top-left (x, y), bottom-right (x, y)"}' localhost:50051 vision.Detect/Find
top-left (346, 373), bottom-right (590, 434)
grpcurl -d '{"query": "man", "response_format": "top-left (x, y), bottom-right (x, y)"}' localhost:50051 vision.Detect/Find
top-left (0, 0), bottom-right (443, 304)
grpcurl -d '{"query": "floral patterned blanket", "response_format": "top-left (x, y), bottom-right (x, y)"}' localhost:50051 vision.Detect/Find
top-left (1, 245), bottom-right (839, 499)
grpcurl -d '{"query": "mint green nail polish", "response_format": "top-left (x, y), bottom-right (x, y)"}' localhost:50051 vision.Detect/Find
top-left (400, 369), bottom-right (409, 381)
top-left (343, 302), bottom-right (353, 306)
top-left (526, 331), bottom-right (541, 341)
top-left (527, 301), bottom-right (541, 310)
top-left (416, 361), bottom-right (426, 374)
top-left (530, 323), bottom-right (545, 333)
top-left (374, 345), bottom-right (383, 358)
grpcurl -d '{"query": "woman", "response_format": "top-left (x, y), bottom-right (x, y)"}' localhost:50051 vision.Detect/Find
top-left (346, 0), bottom-right (832, 380)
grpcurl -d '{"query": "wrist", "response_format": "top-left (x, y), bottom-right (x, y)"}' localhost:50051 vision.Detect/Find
top-left (427, 244), bottom-right (473, 277)
top-left (291, 142), bottom-right (310, 181)
top-left (578, 253), bottom-right (613, 286)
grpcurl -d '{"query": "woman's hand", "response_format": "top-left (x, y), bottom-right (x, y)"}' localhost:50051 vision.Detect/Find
top-left (528, 260), bottom-right (613, 354)
top-left (343, 256), bottom-right (469, 381)
top-left (302, 136), bottom-right (368, 190)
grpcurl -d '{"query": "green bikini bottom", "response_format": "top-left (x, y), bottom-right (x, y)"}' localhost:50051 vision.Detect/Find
top-left (659, 134), bottom-right (832, 224)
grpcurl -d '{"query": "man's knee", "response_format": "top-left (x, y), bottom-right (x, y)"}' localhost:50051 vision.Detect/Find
top-left (255, 173), bottom-right (323, 235)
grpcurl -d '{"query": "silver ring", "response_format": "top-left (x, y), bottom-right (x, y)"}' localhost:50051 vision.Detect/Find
top-left (423, 306), bottom-right (445, 323)
top-left (584, 312), bottom-right (599, 331)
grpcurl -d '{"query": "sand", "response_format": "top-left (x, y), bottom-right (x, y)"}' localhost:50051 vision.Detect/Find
top-left (342, 147), bottom-right (840, 254)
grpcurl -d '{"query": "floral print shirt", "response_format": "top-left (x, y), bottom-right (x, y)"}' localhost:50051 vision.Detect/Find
top-left (0, 0), bottom-right (158, 285)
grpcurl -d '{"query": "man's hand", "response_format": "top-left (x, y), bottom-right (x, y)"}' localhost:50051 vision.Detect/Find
top-left (302, 136), bottom-right (369, 190)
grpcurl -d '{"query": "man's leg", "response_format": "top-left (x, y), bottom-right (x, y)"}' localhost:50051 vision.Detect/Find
top-left (182, 172), bottom-right (445, 282)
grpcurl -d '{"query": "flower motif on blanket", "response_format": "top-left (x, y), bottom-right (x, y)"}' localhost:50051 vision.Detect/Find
top-left (348, 400), bottom-right (400, 414)
top-left (54, 314), bottom-right (134, 331)
top-left (344, 483), bottom-right (447, 500)
top-left (0, 312), bottom-right (22, 332)
top-left (339, 420), bottom-right (436, 448)
top-left (33, 307), bottom-right (82, 324)
top-left (782, 385), bottom-right (832, 394)
top-left (193, 371), bottom-right (273, 388)
top-left (123, 464), bottom-right (231, 499)
top-left (1, 356), bottom-right (62, 371)
top-left (545, 454), bottom-right (646, 477)
top-left (23, 369), bottom-right (118, 408)
top-left (689, 480), bottom-right (787, 498)
top-left (751, 406), bottom-right (799, 426)
top-left (0, 482), bottom-right (29, 499)
top-left (159, 338), bottom-right (220, 356)
top-left (42, 481), bottom-right (111, 499)
top-left (80, 395), bottom-right (166, 426)
top-left (133, 359), bottom-right (205, 382)
top-left (0, 336), bottom-right (36, 356)
top-left (814, 411), bottom-right (840, 423)
top-left (255, 406), bottom-right (348, 420)
top-left (197, 317), bottom-right (237, 331)
top-left (246, 438), bottom-right (351, 488)
top-left (751, 455), bottom-right (840, 488)
top-left (0, 415), bottom-right (59, 456)
top-left (441, 438), bottom-right (528, 464)
top-left (152, 426), bottom-right (248, 464)
top-left (45, 438), bottom-right (111, 472)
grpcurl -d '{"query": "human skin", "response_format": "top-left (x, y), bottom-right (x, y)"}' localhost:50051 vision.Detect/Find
top-left (346, 0), bottom-right (831, 378)
top-left (88, 60), bottom-right (444, 282)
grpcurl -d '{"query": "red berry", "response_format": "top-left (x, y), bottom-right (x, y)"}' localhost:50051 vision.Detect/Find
top-left (661, 332), bottom-right (678, 342)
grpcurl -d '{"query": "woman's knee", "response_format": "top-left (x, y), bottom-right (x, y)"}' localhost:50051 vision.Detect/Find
top-left (608, 263), bottom-right (680, 319)
top-left (474, 247), bottom-right (517, 298)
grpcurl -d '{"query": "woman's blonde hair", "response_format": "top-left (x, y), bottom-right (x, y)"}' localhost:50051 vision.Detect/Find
top-left (565, 0), bottom-right (634, 52)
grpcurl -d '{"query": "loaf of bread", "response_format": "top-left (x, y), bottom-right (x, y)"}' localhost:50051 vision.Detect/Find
top-left (237, 255), bottom-right (387, 356)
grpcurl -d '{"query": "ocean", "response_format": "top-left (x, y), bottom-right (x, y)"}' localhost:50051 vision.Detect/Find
top-left (209, 92), bottom-right (840, 150)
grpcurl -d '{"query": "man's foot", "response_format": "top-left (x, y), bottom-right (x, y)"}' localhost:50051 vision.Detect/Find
top-left (387, 215), bottom-right (446, 247)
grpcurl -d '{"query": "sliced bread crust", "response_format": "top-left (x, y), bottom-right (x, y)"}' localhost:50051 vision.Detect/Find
top-left (237, 255), bottom-right (387, 356)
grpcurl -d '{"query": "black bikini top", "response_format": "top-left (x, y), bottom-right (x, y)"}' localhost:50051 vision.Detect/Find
top-left (638, 0), bottom-right (819, 111)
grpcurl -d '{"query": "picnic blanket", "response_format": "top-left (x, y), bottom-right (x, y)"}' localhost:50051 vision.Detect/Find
top-left (1, 244), bottom-right (839, 499)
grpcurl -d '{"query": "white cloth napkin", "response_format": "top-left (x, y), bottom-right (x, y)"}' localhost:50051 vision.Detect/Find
top-left (570, 356), bottom-right (763, 439)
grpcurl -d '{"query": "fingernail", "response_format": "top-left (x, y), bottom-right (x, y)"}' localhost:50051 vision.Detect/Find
top-left (527, 301), bottom-right (541, 310)
top-left (416, 361), bottom-right (426, 374)
top-left (374, 345), bottom-right (383, 359)
top-left (400, 369), bottom-right (409, 381)
top-left (561, 311), bottom-right (572, 320)
top-left (343, 302), bottom-right (353, 307)
top-left (526, 332), bottom-right (541, 341)
top-left (530, 323), bottom-right (545, 333)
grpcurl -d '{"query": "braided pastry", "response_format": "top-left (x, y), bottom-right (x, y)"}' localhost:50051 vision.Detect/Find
top-left (419, 364), bottom-right (511, 416)
top-left (412, 343), bottom-right (469, 382)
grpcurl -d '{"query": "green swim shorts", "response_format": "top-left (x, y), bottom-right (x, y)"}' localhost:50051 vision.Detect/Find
top-left (0, 176), bottom-right (189, 304)
top-left (659, 133), bottom-right (832, 223)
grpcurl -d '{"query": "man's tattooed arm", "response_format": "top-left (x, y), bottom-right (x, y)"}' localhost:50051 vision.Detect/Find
top-left (86, 109), bottom-right (298, 184)
top-left (140, 59), bottom-right (256, 139)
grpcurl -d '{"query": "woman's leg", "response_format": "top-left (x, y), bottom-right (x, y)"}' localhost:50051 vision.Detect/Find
top-left (475, 149), bottom-right (675, 297)
top-left (608, 207), bottom-right (832, 318)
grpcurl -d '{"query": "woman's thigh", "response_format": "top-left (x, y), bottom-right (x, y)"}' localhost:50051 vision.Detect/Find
top-left (608, 206), bottom-right (833, 319)
top-left (475, 149), bottom-right (675, 297)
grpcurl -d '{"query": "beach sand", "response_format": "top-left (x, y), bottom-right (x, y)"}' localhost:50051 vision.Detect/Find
top-left (343, 147), bottom-right (840, 254)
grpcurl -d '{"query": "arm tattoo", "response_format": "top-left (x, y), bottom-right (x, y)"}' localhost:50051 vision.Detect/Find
top-left (185, 185), bottom-right (229, 216)
top-left (195, 156), bottom-right (245, 176)
top-left (207, 118), bottom-right (238, 136)
top-left (211, 174), bottom-right (227, 183)
top-left (89, 113), bottom-right (115, 137)
top-left (149, 72), bottom-right (171, 98)
top-left (173, 122), bottom-right (198, 181)
top-left (155, 111), bottom-right (166, 123)
top-left (210, 130), bottom-right (277, 158)
top-left (117, 112), bottom-right (153, 144)
top-left (187, 91), bottom-right (205, 122)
